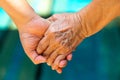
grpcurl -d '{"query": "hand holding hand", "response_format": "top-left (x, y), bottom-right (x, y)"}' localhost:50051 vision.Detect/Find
top-left (18, 15), bottom-right (72, 73)
top-left (36, 13), bottom-right (85, 73)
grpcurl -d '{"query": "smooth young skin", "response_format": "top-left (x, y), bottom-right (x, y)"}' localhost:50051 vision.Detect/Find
top-left (0, 0), bottom-right (72, 73)
top-left (37, 0), bottom-right (120, 73)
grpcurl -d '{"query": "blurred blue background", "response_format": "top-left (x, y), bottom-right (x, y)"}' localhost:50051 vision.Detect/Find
top-left (0, 0), bottom-right (120, 80)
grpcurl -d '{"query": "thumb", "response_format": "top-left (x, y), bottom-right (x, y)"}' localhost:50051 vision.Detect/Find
top-left (27, 51), bottom-right (46, 64)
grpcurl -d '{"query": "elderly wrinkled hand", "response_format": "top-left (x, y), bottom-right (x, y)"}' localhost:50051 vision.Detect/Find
top-left (36, 13), bottom-right (85, 73)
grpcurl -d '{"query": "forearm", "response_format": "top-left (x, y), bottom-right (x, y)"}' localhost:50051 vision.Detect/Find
top-left (0, 0), bottom-right (38, 29)
top-left (77, 0), bottom-right (120, 37)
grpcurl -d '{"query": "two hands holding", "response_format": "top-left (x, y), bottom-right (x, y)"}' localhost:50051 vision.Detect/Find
top-left (19, 0), bottom-right (120, 74)
top-left (19, 13), bottom-right (84, 73)
top-left (1, 0), bottom-right (120, 74)
top-left (0, 0), bottom-right (85, 73)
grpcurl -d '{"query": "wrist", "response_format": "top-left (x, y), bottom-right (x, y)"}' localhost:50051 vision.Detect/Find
top-left (9, 7), bottom-right (38, 27)
top-left (73, 13), bottom-right (87, 40)
top-left (17, 14), bottom-right (42, 31)
top-left (73, 12), bottom-right (88, 38)
top-left (16, 12), bottom-right (38, 26)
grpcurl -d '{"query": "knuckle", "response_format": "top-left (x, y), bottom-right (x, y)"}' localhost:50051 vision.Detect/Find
top-left (48, 57), bottom-right (55, 63)
top-left (37, 45), bottom-right (43, 53)
top-left (47, 58), bottom-right (51, 63)
top-left (54, 65), bottom-right (58, 70)
top-left (48, 58), bottom-right (53, 63)
top-left (50, 56), bottom-right (55, 60)
top-left (37, 49), bottom-right (41, 54)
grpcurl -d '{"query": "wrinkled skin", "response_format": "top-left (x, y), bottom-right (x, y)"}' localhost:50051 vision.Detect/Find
top-left (37, 13), bottom-right (85, 73)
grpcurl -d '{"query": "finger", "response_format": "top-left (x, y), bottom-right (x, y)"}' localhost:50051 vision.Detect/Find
top-left (58, 37), bottom-right (79, 65)
top-left (34, 55), bottom-right (46, 64)
top-left (37, 36), bottom-right (49, 55)
top-left (56, 68), bottom-right (62, 74)
top-left (58, 54), bottom-right (72, 68)
top-left (28, 51), bottom-right (46, 64)
top-left (53, 36), bottom-right (78, 66)
top-left (66, 53), bottom-right (72, 61)
top-left (52, 55), bottom-right (66, 70)
top-left (56, 36), bottom-right (79, 66)
top-left (51, 37), bottom-right (78, 69)
top-left (43, 43), bottom-right (58, 58)
top-left (50, 47), bottom-right (71, 69)
top-left (47, 47), bottom-right (64, 66)
top-left (46, 48), bottom-right (61, 66)
top-left (59, 60), bottom-right (67, 68)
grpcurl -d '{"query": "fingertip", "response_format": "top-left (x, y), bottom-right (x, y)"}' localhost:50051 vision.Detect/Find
top-left (52, 67), bottom-right (55, 70)
top-left (52, 65), bottom-right (58, 70)
top-left (59, 60), bottom-right (67, 68)
top-left (52, 64), bottom-right (59, 70)
top-left (36, 48), bottom-right (43, 55)
top-left (56, 68), bottom-right (62, 74)
top-left (52, 55), bottom-right (66, 70)
top-left (35, 56), bottom-right (46, 64)
top-left (67, 54), bottom-right (72, 61)
top-left (47, 63), bottom-right (51, 66)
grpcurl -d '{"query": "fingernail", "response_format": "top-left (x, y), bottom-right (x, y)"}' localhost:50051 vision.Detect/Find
top-left (68, 58), bottom-right (72, 61)
top-left (47, 63), bottom-right (51, 66)
top-left (57, 70), bottom-right (62, 74)
top-left (52, 67), bottom-right (55, 70)
top-left (35, 58), bottom-right (46, 63)
top-left (58, 71), bottom-right (62, 74)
